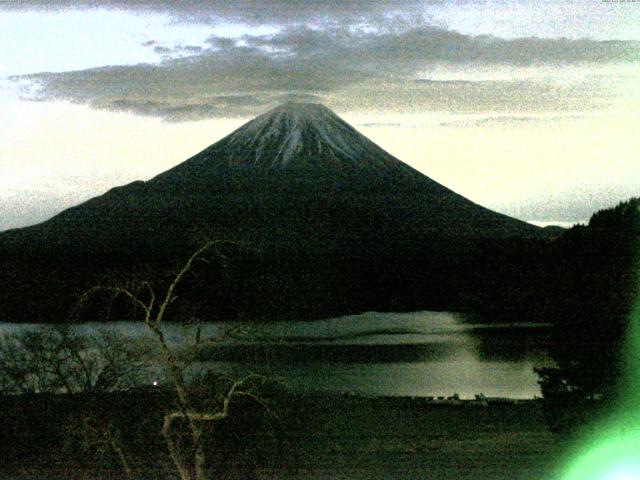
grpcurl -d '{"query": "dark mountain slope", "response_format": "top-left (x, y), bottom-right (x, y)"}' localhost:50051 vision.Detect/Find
top-left (0, 103), bottom-right (548, 322)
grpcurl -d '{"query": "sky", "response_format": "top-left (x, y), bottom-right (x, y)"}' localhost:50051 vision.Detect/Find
top-left (1, 0), bottom-right (639, 230)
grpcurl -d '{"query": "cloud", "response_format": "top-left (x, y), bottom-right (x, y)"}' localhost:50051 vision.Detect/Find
top-left (10, 24), bottom-right (640, 120)
top-left (206, 36), bottom-right (239, 50)
top-left (153, 45), bottom-right (172, 55)
top-left (181, 45), bottom-right (204, 54)
top-left (4, 0), bottom-right (639, 42)
top-left (142, 40), bottom-right (204, 59)
top-left (87, 92), bottom-right (321, 120)
top-left (364, 29), bottom-right (639, 65)
top-left (247, 24), bottom-right (639, 61)
top-left (0, 0), bottom-right (435, 25)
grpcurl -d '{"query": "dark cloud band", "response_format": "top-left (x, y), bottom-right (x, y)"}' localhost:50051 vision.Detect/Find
top-left (10, 24), bottom-right (640, 120)
top-left (0, 0), bottom-right (433, 24)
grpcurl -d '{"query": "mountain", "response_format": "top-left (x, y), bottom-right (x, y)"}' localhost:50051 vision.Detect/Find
top-left (0, 103), bottom-right (548, 322)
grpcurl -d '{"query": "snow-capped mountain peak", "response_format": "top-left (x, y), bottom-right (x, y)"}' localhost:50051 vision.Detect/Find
top-left (193, 102), bottom-right (409, 174)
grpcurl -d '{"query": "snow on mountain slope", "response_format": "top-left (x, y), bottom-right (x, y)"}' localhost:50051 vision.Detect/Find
top-left (225, 102), bottom-right (367, 166)
top-left (154, 102), bottom-right (417, 181)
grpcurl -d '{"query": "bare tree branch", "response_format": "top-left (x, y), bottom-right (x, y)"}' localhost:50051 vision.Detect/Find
top-left (77, 285), bottom-right (151, 321)
top-left (155, 241), bottom-right (220, 326)
top-left (67, 239), bottom-right (270, 480)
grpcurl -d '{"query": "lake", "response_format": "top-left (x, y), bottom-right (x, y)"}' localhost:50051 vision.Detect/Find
top-left (0, 311), bottom-right (552, 399)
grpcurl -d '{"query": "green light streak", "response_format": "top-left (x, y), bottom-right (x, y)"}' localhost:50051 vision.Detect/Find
top-left (559, 228), bottom-right (640, 480)
top-left (560, 418), bottom-right (640, 480)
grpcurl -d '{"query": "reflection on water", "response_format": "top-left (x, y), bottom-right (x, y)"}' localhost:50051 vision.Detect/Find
top-left (194, 341), bottom-right (460, 363)
top-left (0, 311), bottom-right (552, 398)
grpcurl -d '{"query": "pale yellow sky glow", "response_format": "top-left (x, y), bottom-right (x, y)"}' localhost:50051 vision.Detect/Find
top-left (1, 2), bottom-right (639, 231)
top-left (2, 98), bottom-right (638, 230)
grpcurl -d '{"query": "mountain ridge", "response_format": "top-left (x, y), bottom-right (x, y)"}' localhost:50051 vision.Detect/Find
top-left (2, 102), bottom-right (540, 246)
top-left (0, 103), bottom-right (548, 322)
top-left (151, 102), bottom-right (418, 183)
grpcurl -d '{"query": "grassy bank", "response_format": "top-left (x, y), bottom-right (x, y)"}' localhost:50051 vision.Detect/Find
top-left (0, 391), bottom-right (565, 479)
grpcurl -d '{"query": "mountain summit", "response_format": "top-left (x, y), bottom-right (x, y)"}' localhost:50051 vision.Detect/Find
top-left (212, 102), bottom-right (405, 171)
top-left (153, 102), bottom-right (412, 181)
top-left (144, 102), bottom-right (537, 239)
top-left (0, 103), bottom-right (546, 322)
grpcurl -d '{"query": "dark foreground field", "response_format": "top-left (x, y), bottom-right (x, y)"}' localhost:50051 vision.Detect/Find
top-left (0, 391), bottom-right (566, 480)
top-left (268, 396), bottom-right (565, 480)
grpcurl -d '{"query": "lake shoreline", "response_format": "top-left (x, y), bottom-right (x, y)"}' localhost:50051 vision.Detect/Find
top-left (0, 311), bottom-right (552, 398)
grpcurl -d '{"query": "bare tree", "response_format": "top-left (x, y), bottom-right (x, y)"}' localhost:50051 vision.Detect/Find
top-left (0, 325), bottom-right (157, 480)
top-left (0, 326), bottom-right (153, 395)
top-left (78, 241), bottom-right (275, 480)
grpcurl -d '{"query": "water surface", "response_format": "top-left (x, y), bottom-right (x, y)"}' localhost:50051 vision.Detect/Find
top-left (0, 311), bottom-right (552, 398)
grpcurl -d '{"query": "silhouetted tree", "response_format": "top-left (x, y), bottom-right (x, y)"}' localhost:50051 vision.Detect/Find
top-left (0, 325), bottom-right (157, 478)
top-left (0, 326), bottom-right (154, 394)
top-left (78, 240), bottom-right (277, 480)
top-left (536, 198), bottom-right (640, 430)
